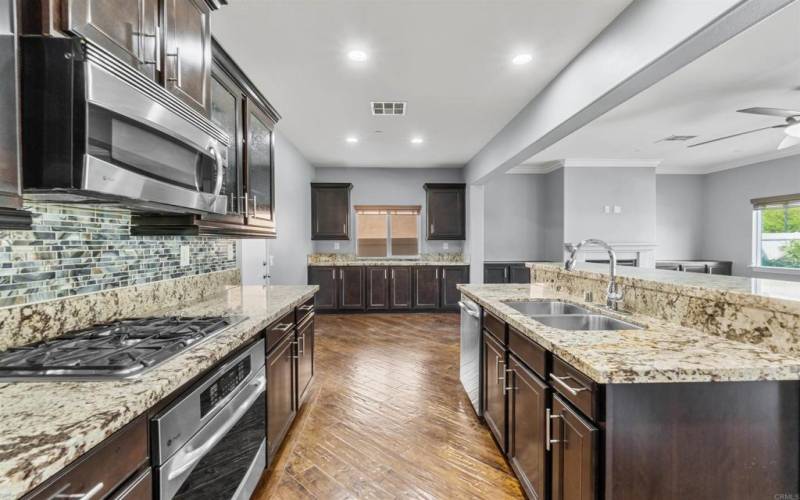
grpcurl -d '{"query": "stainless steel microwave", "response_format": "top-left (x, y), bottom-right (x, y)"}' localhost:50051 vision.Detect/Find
top-left (21, 37), bottom-right (230, 215)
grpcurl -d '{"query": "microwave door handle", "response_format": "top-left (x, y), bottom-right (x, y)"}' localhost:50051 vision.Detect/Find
top-left (208, 146), bottom-right (225, 196)
top-left (166, 375), bottom-right (266, 481)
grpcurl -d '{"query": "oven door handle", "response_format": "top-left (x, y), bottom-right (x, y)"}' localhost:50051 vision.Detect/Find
top-left (167, 375), bottom-right (266, 481)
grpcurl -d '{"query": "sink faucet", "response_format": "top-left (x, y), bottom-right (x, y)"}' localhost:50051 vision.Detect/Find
top-left (564, 239), bottom-right (624, 310)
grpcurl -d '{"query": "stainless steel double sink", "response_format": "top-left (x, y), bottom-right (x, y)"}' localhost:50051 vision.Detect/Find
top-left (503, 300), bottom-right (643, 331)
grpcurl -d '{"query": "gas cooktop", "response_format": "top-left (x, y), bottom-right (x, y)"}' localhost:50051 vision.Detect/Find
top-left (0, 316), bottom-right (243, 380)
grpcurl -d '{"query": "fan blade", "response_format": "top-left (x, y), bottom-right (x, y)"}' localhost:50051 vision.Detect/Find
top-left (688, 125), bottom-right (785, 148)
top-left (778, 135), bottom-right (800, 150)
top-left (738, 107), bottom-right (800, 118)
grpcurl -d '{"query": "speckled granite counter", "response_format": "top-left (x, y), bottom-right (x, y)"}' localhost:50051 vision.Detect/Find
top-left (458, 283), bottom-right (800, 384)
top-left (308, 253), bottom-right (468, 267)
top-left (0, 284), bottom-right (317, 498)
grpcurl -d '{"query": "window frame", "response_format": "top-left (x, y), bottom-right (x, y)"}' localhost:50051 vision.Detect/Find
top-left (354, 206), bottom-right (421, 259)
top-left (751, 196), bottom-right (800, 275)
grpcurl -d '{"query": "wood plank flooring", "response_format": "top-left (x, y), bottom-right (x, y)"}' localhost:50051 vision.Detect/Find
top-left (254, 313), bottom-right (524, 500)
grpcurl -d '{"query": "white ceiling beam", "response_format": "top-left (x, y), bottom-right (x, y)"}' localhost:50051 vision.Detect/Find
top-left (464, 0), bottom-right (795, 185)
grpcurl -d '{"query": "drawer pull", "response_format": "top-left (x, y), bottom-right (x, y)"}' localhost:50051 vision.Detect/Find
top-left (53, 482), bottom-right (104, 500)
top-left (298, 305), bottom-right (313, 311)
top-left (273, 322), bottom-right (293, 332)
top-left (550, 373), bottom-right (587, 396)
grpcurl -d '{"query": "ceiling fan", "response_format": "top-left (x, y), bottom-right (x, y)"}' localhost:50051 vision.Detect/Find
top-left (688, 107), bottom-right (800, 150)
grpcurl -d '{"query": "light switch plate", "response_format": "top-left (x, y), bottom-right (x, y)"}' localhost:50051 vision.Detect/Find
top-left (613, 205), bottom-right (622, 214)
top-left (180, 245), bottom-right (190, 267)
top-left (227, 243), bottom-right (235, 260)
top-left (603, 205), bottom-right (611, 214)
top-left (334, 242), bottom-right (340, 250)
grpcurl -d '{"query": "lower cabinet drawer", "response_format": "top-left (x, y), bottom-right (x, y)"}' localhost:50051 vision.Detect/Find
top-left (508, 326), bottom-right (547, 379)
top-left (296, 297), bottom-right (315, 324)
top-left (109, 469), bottom-right (152, 499)
top-left (550, 357), bottom-right (598, 421)
top-left (266, 310), bottom-right (295, 353)
top-left (26, 416), bottom-right (149, 500)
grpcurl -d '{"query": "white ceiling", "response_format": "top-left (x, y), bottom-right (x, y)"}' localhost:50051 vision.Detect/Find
top-left (212, 0), bottom-right (632, 168)
top-left (520, 0), bottom-right (800, 174)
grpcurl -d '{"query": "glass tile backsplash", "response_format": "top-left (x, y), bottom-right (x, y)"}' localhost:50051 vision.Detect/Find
top-left (0, 203), bottom-right (237, 307)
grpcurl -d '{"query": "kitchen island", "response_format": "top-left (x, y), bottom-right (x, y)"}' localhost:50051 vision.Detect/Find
top-left (0, 281), bottom-right (317, 498)
top-left (458, 264), bottom-right (800, 500)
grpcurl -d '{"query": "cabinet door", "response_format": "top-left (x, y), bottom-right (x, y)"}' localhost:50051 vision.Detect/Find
top-left (413, 267), bottom-right (440, 309)
top-left (441, 266), bottom-right (469, 310)
top-left (163, 0), bottom-right (212, 115)
top-left (311, 184), bottom-right (352, 240)
top-left (244, 102), bottom-right (276, 232)
top-left (267, 333), bottom-right (296, 463)
top-left (66, 0), bottom-right (159, 81)
top-left (509, 264), bottom-right (531, 284)
top-left (508, 356), bottom-right (549, 500)
top-left (482, 332), bottom-right (507, 452)
top-left (425, 184), bottom-right (466, 240)
top-left (296, 317), bottom-right (314, 406)
top-left (551, 395), bottom-right (598, 500)
top-left (484, 264), bottom-right (509, 284)
top-left (681, 263), bottom-right (708, 273)
top-left (308, 267), bottom-right (337, 310)
top-left (366, 267), bottom-right (389, 310)
top-left (210, 63), bottom-right (244, 217)
top-left (389, 267), bottom-right (412, 310)
top-left (338, 267), bottom-right (365, 310)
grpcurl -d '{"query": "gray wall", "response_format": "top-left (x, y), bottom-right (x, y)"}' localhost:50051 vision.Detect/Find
top-left (703, 156), bottom-right (800, 280)
top-left (656, 174), bottom-right (705, 260)
top-left (542, 168), bottom-right (565, 261)
top-left (266, 131), bottom-right (314, 285)
top-left (563, 167), bottom-right (657, 245)
top-left (313, 167), bottom-right (465, 255)
top-left (484, 174), bottom-right (545, 261)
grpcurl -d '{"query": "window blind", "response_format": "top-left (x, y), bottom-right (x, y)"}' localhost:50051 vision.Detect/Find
top-left (751, 194), bottom-right (800, 210)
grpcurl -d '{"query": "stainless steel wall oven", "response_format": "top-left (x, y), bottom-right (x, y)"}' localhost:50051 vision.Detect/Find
top-left (20, 37), bottom-right (231, 214)
top-left (152, 339), bottom-right (266, 499)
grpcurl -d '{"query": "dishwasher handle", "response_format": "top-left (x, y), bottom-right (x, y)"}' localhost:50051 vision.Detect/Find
top-left (458, 301), bottom-right (480, 319)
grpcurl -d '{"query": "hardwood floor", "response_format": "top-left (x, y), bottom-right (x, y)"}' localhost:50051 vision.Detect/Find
top-left (254, 313), bottom-right (524, 500)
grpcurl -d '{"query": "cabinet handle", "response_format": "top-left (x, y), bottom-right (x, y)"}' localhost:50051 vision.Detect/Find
top-left (550, 373), bottom-right (588, 396)
top-left (504, 268), bottom-right (508, 280)
top-left (166, 46), bottom-right (182, 86)
top-left (273, 322), bottom-right (293, 332)
top-left (52, 481), bottom-right (104, 500)
top-left (343, 223), bottom-right (347, 234)
top-left (331, 269), bottom-right (335, 279)
top-left (391, 269), bottom-right (395, 280)
top-left (298, 304), bottom-right (313, 311)
top-left (430, 223), bottom-right (435, 234)
top-left (495, 357), bottom-right (505, 385)
top-left (298, 334), bottom-right (305, 355)
top-left (443, 269), bottom-right (446, 280)
top-left (340, 269), bottom-right (343, 279)
top-left (435, 269), bottom-right (439, 280)
top-left (503, 369), bottom-right (516, 394)
top-left (384, 269), bottom-right (387, 279)
top-left (546, 409), bottom-right (564, 450)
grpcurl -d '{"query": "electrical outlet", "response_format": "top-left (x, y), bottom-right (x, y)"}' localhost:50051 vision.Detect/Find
top-left (613, 205), bottom-right (622, 214)
top-left (227, 243), bottom-right (235, 260)
top-left (603, 205), bottom-right (611, 214)
top-left (334, 242), bottom-right (340, 250)
top-left (269, 255), bottom-right (275, 266)
top-left (443, 242), bottom-right (449, 250)
top-left (180, 245), bottom-right (190, 267)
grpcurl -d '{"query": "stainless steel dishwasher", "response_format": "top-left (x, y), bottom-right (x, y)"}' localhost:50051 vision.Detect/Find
top-left (458, 298), bottom-right (482, 417)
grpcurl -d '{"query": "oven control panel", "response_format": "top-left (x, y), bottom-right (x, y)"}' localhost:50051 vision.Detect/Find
top-left (200, 357), bottom-right (251, 418)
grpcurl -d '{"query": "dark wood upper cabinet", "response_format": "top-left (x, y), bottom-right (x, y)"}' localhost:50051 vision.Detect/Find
top-left (551, 395), bottom-right (598, 500)
top-left (65, 0), bottom-right (159, 81)
top-left (311, 183), bottom-right (352, 240)
top-left (163, 0), bottom-right (212, 116)
top-left (441, 266), bottom-right (469, 310)
top-left (484, 264), bottom-right (509, 284)
top-left (424, 183), bottom-right (466, 240)
top-left (243, 101), bottom-right (276, 233)
top-left (483, 331), bottom-right (507, 452)
top-left (509, 264), bottom-right (531, 284)
top-left (266, 331), bottom-right (296, 465)
top-left (338, 267), bottom-right (365, 310)
top-left (308, 267), bottom-right (337, 310)
top-left (508, 355), bottom-right (549, 500)
top-left (389, 267), bottom-right (412, 310)
top-left (413, 266), bottom-right (440, 309)
top-left (366, 267), bottom-right (390, 310)
top-left (210, 62), bottom-right (245, 217)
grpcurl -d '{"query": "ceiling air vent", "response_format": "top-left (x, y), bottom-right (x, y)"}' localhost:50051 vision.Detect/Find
top-left (371, 101), bottom-right (406, 116)
top-left (657, 135), bottom-right (698, 142)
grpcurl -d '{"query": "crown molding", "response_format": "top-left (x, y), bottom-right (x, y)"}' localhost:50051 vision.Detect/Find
top-left (509, 158), bottom-right (661, 174)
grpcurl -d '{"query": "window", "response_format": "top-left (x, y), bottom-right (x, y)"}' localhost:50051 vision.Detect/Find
top-left (752, 194), bottom-right (800, 270)
top-left (355, 205), bottom-right (420, 258)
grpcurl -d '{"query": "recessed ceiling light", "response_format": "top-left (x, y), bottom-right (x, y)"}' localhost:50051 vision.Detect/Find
top-left (511, 53), bottom-right (532, 65)
top-left (410, 137), bottom-right (424, 144)
top-left (347, 50), bottom-right (368, 62)
top-left (346, 136), bottom-right (359, 144)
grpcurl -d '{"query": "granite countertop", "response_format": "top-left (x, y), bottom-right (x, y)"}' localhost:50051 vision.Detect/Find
top-left (0, 284), bottom-right (317, 498)
top-left (458, 283), bottom-right (800, 384)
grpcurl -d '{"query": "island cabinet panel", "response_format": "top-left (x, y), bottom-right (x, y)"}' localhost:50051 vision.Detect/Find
top-left (25, 416), bottom-right (149, 500)
top-left (311, 183), bottom-right (352, 240)
top-left (266, 331), bottom-right (296, 465)
top-left (441, 266), bottom-right (469, 310)
top-left (604, 381), bottom-right (800, 500)
top-left (551, 395), bottom-right (598, 500)
top-left (482, 331), bottom-right (507, 452)
top-left (389, 267), bottom-right (413, 309)
top-left (338, 267), bottom-right (365, 310)
top-left (296, 316), bottom-right (315, 406)
top-left (366, 267), bottom-right (390, 309)
top-left (413, 266), bottom-right (440, 309)
top-left (507, 355), bottom-right (550, 500)
top-left (308, 267), bottom-right (337, 310)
